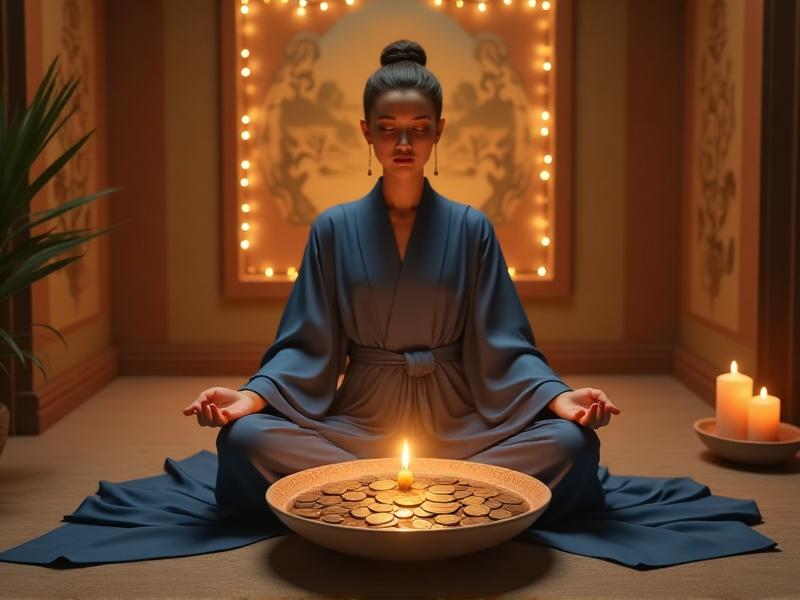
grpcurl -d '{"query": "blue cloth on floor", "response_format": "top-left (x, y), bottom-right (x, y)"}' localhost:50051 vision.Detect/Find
top-left (0, 450), bottom-right (777, 569)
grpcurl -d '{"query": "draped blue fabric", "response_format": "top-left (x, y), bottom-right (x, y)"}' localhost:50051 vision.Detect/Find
top-left (0, 177), bottom-right (777, 568)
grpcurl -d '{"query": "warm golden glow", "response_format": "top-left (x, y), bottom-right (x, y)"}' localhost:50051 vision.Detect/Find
top-left (541, 110), bottom-right (550, 120)
top-left (287, 266), bottom-right (298, 280)
top-left (241, 203), bottom-right (250, 213)
top-left (478, 2), bottom-right (487, 11)
top-left (541, 236), bottom-right (551, 246)
top-left (540, 126), bottom-right (549, 136)
top-left (542, 0), bottom-right (551, 9)
top-left (528, 0), bottom-right (537, 7)
top-left (537, 266), bottom-right (547, 276)
top-left (240, 240), bottom-right (250, 250)
top-left (241, 115), bottom-right (251, 124)
top-left (240, 48), bottom-right (250, 58)
top-left (345, 0), bottom-right (355, 4)
top-left (320, 1), bottom-right (328, 9)
top-left (240, 177), bottom-right (249, 187)
top-left (730, 360), bottom-right (738, 374)
top-left (241, 67), bottom-right (251, 77)
top-left (507, 266), bottom-right (516, 277)
top-left (241, 159), bottom-right (250, 169)
top-left (241, 222), bottom-right (250, 231)
top-left (240, 4), bottom-right (249, 14)
top-left (299, 0), bottom-right (307, 5)
top-left (544, 154), bottom-right (553, 164)
top-left (265, 267), bottom-right (274, 277)
top-left (241, 131), bottom-right (250, 140)
top-left (296, 6), bottom-right (306, 15)
top-left (760, 386), bottom-right (767, 399)
top-left (539, 170), bottom-right (550, 180)
top-left (504, 0), bottom-right (512, 4)
top-left (542, 61), bottom-right (552, 71)
top-left (456, 0), bottom-right (464, 7)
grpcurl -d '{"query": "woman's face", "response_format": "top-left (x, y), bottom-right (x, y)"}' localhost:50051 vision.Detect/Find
top-left (360, 89), bottom-right (445, 179)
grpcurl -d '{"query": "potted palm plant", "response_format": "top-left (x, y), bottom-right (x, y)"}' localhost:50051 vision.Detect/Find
top-left (0, 56), bottom-right (121, 455)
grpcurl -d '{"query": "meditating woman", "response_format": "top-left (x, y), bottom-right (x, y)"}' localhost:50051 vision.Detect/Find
top-left (182, 39), bottom-right (621, 527)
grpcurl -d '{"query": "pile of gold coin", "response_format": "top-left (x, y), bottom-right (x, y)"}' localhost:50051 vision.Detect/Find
top-left (286, 473), bottom-right (528, 530)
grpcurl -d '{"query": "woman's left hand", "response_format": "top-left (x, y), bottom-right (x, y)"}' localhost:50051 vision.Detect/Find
top-left (547, 388), bottom-right (621, 429)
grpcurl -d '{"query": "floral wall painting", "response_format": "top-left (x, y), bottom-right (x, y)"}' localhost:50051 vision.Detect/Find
top-left (226, 0), bottom-right (566, 295)
top-left (689, 0), bottom-right (743, 332)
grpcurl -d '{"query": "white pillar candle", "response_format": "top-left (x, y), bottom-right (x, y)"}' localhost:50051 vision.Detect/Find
top-left (716, 360), bottom-right (753, 439)
top-left (747, 387), bottom-right (781, 441)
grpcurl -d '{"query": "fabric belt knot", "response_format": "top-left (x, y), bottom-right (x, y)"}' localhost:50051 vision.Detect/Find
top-left (403, 349), bottom-right (436, 377)
top-left (347, 340), bottom-right (462, 378)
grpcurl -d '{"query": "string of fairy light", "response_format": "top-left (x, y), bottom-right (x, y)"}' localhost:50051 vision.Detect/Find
top-left (237, 0), bottom-right (555, 281)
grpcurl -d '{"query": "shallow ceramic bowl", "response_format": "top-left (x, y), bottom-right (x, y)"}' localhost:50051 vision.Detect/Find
top-left (693, 417), bottom-right (800, 465)
top-left (266, 457), bottom-right (551, 561)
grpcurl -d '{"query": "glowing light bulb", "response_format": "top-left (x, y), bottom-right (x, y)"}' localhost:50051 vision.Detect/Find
top-left (544, 154), bottom-right (553, 164)
top-left (478, 1), bottom-right (486, 10)
top-left (296, 6), bottom-right (306, 15)
top-left (241, 131), bottom-right (250, 140)
top-left (240, 48), bottom-right (250, 58)
top-left (241, 115), bottom-right (251, 124)
top-left (435, 0), bottom-right (443, 4)
top-left (299, 0), bottom-right (307, 5)
top-left (240, 177), bottom-right (249, 187)
top-left (538, 266), bottom-right (547, 276)
top-left (265, 267), bottom-right (274, 277)
top-left (540, 126), bottom-right (549, 136)
top-left (320, 1), bottom-right (328, 9)
top-left (240, 4), bottom-right (249, 14)
top-left (241, 222), bottom-right (250, 231)
top-left (241, 67), bottom-right (251, 77)
top-left (241, 159), bottom-right (250, 169)
top-left (541, 110), bottom-right (550, 120)
top-left (241, 203), bottom-right (251, 213)
top-left (540, 170), bottom-right (550, 181)
top-left (542, 0), bottom-right (551, 9)
top-left (543, 61), bottom-right (552, 71)
top-left (240, 240), bottom-right (250, 250)
top-left (504, 0), bottom-right (512, 4)
top-left (456, 0), bottom-right (464, 7)
top-left (541, 236), bottom-right (551, 246)
top-left (287, 266), bottom-right (298, 280)
top-left (528, 0), bottom-right (537, 7)
top-left (345, 0), bottom-right (355, 5)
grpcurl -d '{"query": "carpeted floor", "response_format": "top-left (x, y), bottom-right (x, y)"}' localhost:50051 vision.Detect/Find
top-left (0, 374), bottom-right (797, 599)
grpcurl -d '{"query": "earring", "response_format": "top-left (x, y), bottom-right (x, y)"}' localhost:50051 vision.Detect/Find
top-left (367, 143), bottom-right (372, 176)
top-left (434, 142), bottom-right (439, 176)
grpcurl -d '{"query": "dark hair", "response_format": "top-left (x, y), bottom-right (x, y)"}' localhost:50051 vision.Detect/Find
top-left (363, 39), bottom-right (443, 123)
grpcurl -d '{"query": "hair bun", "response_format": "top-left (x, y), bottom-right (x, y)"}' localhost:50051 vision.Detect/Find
top-left (380, 39), bottom-right (427, 67)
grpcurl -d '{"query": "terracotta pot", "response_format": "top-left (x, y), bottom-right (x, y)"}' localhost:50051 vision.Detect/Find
top-left (0, 402), bottom-right (9, 459)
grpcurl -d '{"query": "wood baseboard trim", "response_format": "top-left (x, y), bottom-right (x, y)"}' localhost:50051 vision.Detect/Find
top-left (15, 347), bottom-right (118, 435)
top-left (672, 345), bottom-right (718, 408)
top-left (18, 342), bottom-right (722, 435)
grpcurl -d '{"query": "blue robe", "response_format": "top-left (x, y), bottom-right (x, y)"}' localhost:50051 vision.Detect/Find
top-left (0, 176), bottom-right (777, 568)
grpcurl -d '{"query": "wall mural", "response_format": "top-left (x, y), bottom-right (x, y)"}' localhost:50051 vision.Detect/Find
top-left (690, 0), bottom-right (742, 331)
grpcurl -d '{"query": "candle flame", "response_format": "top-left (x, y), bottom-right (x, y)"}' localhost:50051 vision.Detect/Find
top-left (401, 439), bottom-right (410, 470)
top-left (730, 360), bottom-right (738, 374)
top-left (761, 386), bottom-right (768, 399)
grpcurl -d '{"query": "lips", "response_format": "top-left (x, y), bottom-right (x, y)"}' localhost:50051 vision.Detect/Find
top-left (394, 156), bottom-right (414, 162)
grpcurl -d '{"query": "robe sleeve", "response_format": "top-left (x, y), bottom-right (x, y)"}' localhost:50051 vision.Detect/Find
top-left (237, 213), bottom-right (347, 423)
top-left (462, 211), bottom-right (573, 426)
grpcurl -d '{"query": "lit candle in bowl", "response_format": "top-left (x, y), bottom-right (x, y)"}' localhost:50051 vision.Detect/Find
top-left (747, 387), bottom-right (781, 441)
top-left (716, 360), bottom-right (753, 439)
top-left (397, 439), bottom-right (414, 491)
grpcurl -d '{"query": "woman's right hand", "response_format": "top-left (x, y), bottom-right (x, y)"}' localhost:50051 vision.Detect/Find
top-left (182, 387), bottom-right (266, 427)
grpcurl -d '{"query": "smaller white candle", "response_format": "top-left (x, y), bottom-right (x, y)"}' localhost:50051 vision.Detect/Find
top-left (716, 360), bottom-right (753, 439)
top-left (747, 386), bottom-right (781, 441)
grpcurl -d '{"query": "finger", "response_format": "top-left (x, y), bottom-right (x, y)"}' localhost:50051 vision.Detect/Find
top-left (595, 403), bottom-right (609, 428)
top-left (597, 393), bottom-right (621, 414)
top-left (210, 404), bottom-right (228, 427)
top-left (203, 403), bottom-right (213, 426)
top-left (196, 410), bottom-right (208, 427)
top-left (580, 403), bottom-right (597, 426)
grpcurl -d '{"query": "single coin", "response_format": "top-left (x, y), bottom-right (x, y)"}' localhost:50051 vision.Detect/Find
top-left (421, 501), bottom-right (460, 515)
top-left (484, 499), bottom-right (502, 509)
top-left (376, 491), bottom-right (400, 505)
top-left (292, 508), bottom-right (322, 519)
top-left (394, 508), bottom-right (414, 519)
top-left (460, 516), bottom-right (492, 526)
top-left (321, 514), bottom-right (345, 524)
top-left (412, 519), bottom-right (433, 530)
top-left (357, 497), bottom-right (377, 506)
top-left (339, 500), bottom-right (360, 508)
top-left (453, 490), bottom-right (471, 499)
top-left (317, 496), bottom-right (342, 506)
top-left (428, 484), bottom-right (456, 495)
top-left (413, 506), bottom-right (433, 518)
top-left (322, 484), bottom-right (348, 495)
top-left (365, 512), bottom-right (394, 526)
top-left (350, 506), bottom-right (372, 519)
top-left (369, 479), bottom-right (398, 491)
top-left (321, 505), bottom-right (350, 515)
top-left (296, 492), bottom-right (320, 503)
top-left (394, 495), bottom-right (424, 507)
top-left (411, 478), bottom-right (433, 489)
top-left (505, 504), bottom-right (527, 515)
top-left (434, 514), bottom-right (462, 526)
top-left (460, 496), bottom-right (486, 506)
top-left (463, 504), bottom-right (491, 517)
top-left (434, 476), bottom-right (459, 485)
top-left (497, 493), bottom-right (524, 505)
top-left (342, 491), bottom-right (367, 502)
top-left (368, 503), bottom-right (394, 513)
top-left (344, 480), bottom-right (363, 490)
top-left (489, 508), bottom-right (513, 520)
top-left (473, 487), bottom-right (500, 498)
top-left (365, 489), bottom-right (379, 497)
top-left (358, 475), bottom-right (378, 484)
top-left (425, 492), bottom-right (455, 503)
top-left (293, 500), bottom-right (317, 509)
top-left (342, 517), bottom-right (367, 527)
top-left (372, 516), bottom-right (399, 529)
